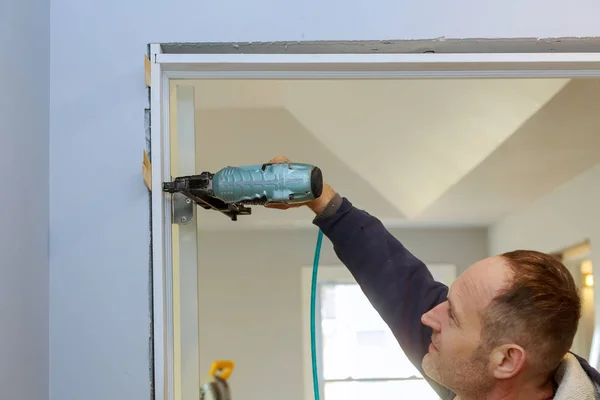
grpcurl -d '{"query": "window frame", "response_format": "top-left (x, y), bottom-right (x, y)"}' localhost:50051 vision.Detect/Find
top-left (300, 264), bottom-right (456, 400)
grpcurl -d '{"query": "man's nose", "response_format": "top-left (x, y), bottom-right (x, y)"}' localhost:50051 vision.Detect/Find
top-left (421, 307), bottom-right (442, 332)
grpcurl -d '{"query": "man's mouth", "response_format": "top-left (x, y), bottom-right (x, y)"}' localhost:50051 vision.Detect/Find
top-left (429, 341), bottom-right (439, 352)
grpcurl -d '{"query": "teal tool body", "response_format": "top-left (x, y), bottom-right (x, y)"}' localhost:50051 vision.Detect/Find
top-left (163, 162), bottom-right (323, 221)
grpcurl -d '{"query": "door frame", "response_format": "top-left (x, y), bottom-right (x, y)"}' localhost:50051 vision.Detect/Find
top-left (148, 43), bottom-right (600, 400)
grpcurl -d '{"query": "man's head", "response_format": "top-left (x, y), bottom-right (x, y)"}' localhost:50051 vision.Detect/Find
top-left (421, 250), bottom-right (581, 397)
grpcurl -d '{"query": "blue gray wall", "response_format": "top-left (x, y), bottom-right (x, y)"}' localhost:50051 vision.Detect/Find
top-left (0, 0), bottom-right (50, 399)
top-left (46, 1), bottom-right (600, 400)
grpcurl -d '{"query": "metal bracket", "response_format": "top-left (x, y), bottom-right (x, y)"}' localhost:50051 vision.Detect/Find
top-left (172, 193), bottom-right (194, 225)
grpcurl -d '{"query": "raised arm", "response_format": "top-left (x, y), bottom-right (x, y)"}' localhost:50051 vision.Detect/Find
top-left (265, 157), bottom-right (451, 396)
top-left (312, 192), bottom-right (449, 374)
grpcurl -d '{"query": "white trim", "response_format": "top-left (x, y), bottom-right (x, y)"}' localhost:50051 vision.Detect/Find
top-left (163, 69), bottom-right (600, 79)
top-left (150, 43), bottom-right (174, 400)
top-left (156, 52), bottom-right (600, 65)
top-left (171, 84), bottom-right (200, 400)
top-left (300, 264), bottom-right (456, 400)
top-left (156, 52), bottom-right (600, 78)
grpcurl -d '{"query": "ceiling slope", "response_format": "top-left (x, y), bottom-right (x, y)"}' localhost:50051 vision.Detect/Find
top-left (282, 79), bottom-right (569, 218)
top-left (193, 107), bottom-right (403, 230)
top-left (418, 78), bottom-right (600, 225)
top-left (184, 78), bottom-right (600, 231)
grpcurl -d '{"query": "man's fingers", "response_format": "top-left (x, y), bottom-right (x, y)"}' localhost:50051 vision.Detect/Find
top-left (265, 203), bottom-right (290, 210)
top-left (269, 155), bottom-right (291, 164)
top-left (264, 156), bottom-right (303, 211)
top-left (265, 157), bottom-right (291, 210)
top-left (265, 202), bottom-right (305, 210)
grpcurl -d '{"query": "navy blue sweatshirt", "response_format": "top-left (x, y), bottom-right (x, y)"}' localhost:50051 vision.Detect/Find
top-left (312, 194), bottom-right (600, 399)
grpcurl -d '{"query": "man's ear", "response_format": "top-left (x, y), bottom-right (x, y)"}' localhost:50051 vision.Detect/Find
top-left (490, 344), bottom-right (526, 379)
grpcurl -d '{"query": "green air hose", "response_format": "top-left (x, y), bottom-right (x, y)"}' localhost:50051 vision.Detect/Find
top-left (311, 229), bottom-right (324, 400)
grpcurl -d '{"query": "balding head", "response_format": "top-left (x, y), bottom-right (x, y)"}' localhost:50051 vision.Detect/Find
top-left (421, 249), bottom-right (581, 398)
top-left (481, 250), bottom-right (581, 374)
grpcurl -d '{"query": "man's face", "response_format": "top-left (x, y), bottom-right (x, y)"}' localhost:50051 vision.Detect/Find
top-left (420, 256), bottom-right (511, 394)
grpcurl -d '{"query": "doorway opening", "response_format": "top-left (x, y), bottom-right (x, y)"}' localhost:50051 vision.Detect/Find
top-left (149, 45), bottom-right (600, 400)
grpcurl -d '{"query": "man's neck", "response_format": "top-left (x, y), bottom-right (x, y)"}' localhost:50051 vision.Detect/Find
top-left (454, 378), bottom-right (554, 400)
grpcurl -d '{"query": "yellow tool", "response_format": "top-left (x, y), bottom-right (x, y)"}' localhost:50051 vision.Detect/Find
top-left (199, 360), bottom-right (235, 400)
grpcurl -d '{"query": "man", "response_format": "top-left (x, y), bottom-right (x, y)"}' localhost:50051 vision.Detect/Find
top-left (267, 156), bottom-right (600, 400)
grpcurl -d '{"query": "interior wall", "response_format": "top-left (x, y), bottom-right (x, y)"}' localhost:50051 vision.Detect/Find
top-left (0, 0), bottom-right (50, 399)
top-left (47, 0), bottom-right (600, 398)
top-left (197, 226), bottom-right (487, 400)
top-left (489, 163), bottom-right (600, 366)
top-left (562, 255), bottom-right (595, 362)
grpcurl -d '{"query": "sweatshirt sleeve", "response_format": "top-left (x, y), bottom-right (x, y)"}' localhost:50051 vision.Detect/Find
top-left (313, 194), bottom-right (453, 398)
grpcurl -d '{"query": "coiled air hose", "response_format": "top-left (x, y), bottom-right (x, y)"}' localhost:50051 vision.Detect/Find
top-left (311, 229), bottom-right (324, 400)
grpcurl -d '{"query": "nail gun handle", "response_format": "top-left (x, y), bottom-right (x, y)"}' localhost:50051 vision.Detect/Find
top-left (209, 360), bottom-right (235, 381)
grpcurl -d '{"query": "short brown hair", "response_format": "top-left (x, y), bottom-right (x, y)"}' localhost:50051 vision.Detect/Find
top-left (480, 250), bottom-right (581, 374)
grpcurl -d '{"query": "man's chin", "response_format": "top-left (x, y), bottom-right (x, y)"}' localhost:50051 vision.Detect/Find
top-left (421, 354), bottom-right (441, 383)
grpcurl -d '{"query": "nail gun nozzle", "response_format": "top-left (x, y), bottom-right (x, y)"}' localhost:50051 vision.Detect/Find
top-left (162, 173), bottom-right (213, 194)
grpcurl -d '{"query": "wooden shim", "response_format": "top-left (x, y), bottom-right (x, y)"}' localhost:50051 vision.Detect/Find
top-left (145, 55), bottom-right (151, 87)
top-left (143, 150), bottom-right (152, 191)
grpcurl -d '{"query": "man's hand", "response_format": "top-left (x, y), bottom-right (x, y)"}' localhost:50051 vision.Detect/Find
top-left (265, 155), bottom-right (336, 215)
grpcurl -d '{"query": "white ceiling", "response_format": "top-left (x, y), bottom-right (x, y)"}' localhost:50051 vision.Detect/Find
top-left (178, 78), bottom-right (600, 230)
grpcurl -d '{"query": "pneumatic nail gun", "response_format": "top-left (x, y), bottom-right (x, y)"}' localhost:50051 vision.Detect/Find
top-left (162, 162), bottom-right (323, 221)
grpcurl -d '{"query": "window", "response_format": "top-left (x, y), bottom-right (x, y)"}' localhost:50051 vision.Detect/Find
top-left (301, 265), bottom-right (456, 400)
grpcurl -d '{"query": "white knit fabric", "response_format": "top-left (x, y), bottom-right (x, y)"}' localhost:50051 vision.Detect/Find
top-left (554, 353), bottom-right (597, 400)
top-left (447, 353), bottom-right (599, 400)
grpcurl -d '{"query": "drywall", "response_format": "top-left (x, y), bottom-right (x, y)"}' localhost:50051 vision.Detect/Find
top-left (489, 163), bottom-right (600, 366)
top-left (48, 0), bottom-right (600, 398)
top-left (196, 226), bottom-right (488, 400)
top-left (0, 0), bottom-right (49, 399)
top-left (489, 163), bottom-right (600, 263)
